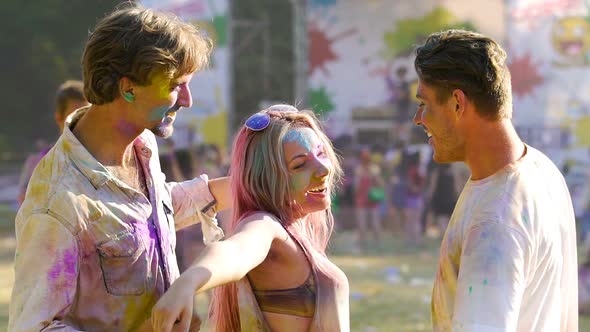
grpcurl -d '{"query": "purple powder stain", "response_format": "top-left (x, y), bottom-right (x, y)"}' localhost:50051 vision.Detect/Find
top-left (116, 119), bottom-right (139, 136)
top-left (47, 247), bottom-right (77, 303)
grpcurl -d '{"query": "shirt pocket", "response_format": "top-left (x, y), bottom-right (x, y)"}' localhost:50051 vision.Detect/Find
top-left (97, 230), bottom-right (147, 296)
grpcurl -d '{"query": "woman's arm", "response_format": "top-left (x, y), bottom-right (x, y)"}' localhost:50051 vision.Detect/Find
top-left (184, 213), bottom-right (284, 292)
top-left (151, 212), bottom-right (285, 332)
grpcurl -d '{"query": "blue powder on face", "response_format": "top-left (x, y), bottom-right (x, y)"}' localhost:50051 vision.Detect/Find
top-left (283, 128), bottom-right (314, 151)
top-left (149, 106), bottom-right (171, 121)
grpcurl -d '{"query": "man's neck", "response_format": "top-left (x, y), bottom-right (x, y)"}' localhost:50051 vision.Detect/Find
top-left (71, 104), bottom-right (143, 167)
top-left (464, 119), bottom-right (525, 181)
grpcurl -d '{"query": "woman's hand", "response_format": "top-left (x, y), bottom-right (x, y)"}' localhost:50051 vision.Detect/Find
top-left (151, 276), bottom-right (197, 332)
top-left (151, 213), bottom-right (284, 331)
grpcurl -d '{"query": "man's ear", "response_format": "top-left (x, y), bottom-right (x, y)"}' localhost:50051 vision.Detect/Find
top-left (452, 89), bottom-right (467, 118)
top-left (119, 77), bottom-right (135, 101)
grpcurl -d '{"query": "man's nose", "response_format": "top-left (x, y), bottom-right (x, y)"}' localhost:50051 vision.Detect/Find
top-left (413, 107), bottom-right (422, 126)
top-left (178, 84), bottom-right (192, 108)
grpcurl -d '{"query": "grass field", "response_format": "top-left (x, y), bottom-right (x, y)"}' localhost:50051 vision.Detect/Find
top-left (1, 205), bottom-right (589, 331)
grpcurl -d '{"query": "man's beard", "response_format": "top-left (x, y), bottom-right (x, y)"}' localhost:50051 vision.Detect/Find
top-left (151, 118), bottom-right (174, 138)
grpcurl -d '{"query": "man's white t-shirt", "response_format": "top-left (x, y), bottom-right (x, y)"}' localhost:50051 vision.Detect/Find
top-left (432, 145), bottom-right (578, 332)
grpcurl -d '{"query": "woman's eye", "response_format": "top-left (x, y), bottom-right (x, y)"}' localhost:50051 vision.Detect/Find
top-left (293, 163), bottom-right (305, 170)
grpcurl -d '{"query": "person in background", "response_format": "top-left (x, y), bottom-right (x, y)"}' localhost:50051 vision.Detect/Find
top-left (353, 147), bottom-right (385, 253)
top-left (177, 143), bottom-right (231, 272)
top-left (425, 162), bottom-right (459, 237)
top-left (17, 80), bottom-right (89, 205)
top-left (401, 150), bottom-right (424, 246)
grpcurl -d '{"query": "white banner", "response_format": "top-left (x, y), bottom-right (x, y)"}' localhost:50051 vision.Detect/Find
top-left (307, 0), bottom-right (505, 141)
top-left (142, 0), bottom-right (230, 149)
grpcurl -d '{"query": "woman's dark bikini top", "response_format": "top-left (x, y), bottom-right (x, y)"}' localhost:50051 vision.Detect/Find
top-left (252, 272), bottom-right (316, 318)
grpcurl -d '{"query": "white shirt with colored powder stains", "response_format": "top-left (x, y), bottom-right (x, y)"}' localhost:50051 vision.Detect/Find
top-left (432, 145), bottom-right (578, 332)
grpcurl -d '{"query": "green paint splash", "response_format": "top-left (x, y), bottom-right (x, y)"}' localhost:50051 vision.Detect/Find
top-left (212, 15), bottom-right (228, 47)
top-left (309, 86), bottom-right (335, 117)
top-left (382, 6), bottom-right (477, 59)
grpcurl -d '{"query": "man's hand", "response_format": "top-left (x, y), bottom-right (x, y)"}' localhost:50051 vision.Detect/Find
top-left (136, 317), bottom-right (154, 332)
top-left (151, 276), bottom-right (197, 332)
top-left (188, 313), bottom-right (201, 332)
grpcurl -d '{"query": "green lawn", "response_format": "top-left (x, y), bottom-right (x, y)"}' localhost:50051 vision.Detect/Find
top-left (1, 205), bottom-right (589, 331)
top-left (0, 204), bottom-right (16, 330)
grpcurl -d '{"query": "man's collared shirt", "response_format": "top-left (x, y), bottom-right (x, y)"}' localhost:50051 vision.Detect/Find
top-left (9, 108), bottom-right (223, 331)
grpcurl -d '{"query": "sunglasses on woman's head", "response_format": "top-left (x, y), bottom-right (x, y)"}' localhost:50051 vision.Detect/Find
top-left (244, 105), bottom-right (299, 132)
top-left (245, 112), bottom-right (271, 131)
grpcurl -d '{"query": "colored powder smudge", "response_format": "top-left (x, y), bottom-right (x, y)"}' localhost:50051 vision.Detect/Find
top-left (149, 106), bottom-right (171, 122)
top-left (152, 75), bottom-right (172, 100)
top-left (290, 172), bottom-right (309, 192)
top-left (47, 247), bottom-right (78, 303)
top-left (468, 286), bottom-right (473, 295)
top-left (283, 128), bottom-right (313, 151)
top-left (283, 128), bottom-right (317, 192)
top-left (483, 279), bottom-right (488, 286)
top-left (117, 119), bottom-right (139, 136)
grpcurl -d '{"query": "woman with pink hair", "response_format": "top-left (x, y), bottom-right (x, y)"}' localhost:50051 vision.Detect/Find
top-left (151, 104), bottom-right (350, 331)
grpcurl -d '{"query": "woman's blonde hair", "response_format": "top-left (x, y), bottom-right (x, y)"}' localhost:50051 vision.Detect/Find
top-left (82, 3), bottom-right (212, 104)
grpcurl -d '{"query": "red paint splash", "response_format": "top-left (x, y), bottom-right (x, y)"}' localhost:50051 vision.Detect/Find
top-left (509, 53), bottom-right (544, 98)
top-left (308, 23), bottom-right (357, 76)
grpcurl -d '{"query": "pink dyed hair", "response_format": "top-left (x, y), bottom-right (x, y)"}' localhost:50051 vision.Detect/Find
top-left (209, 105), bottom-right (342, 331)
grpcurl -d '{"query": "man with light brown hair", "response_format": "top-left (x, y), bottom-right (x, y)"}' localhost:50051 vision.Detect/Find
top-left (414, 29), bottom-right (578, 332)
top-left (9, 3), bottom-right (229, 331)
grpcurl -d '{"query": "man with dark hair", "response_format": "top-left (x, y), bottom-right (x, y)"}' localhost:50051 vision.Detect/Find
top-left (9, 3), bottom-right (229, 331)
top-left (17, 80), bottom-right (88, 205)
top-left (414, 30), bottom-right (577, 331)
